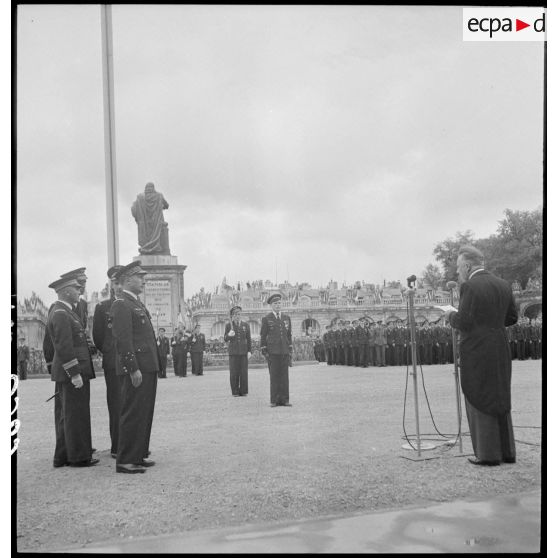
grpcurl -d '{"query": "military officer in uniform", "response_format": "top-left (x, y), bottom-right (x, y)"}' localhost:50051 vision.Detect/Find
top-left (374, 321), bottom-right (388, 367)
top-left (156, 328), bottom-right (170, 378)
top-left (224, 306), bottom-right (252, 396)
top-left (352, 320), bottom-right (361, 366)
top-left (324, 326), bottom-right (333, 365)
top-left (59, 268), bottom-right (89, 329)
top-left (171, 328), bottom-right (189, 377)
top-left (260, 293), bottom-right (292, 407)
top-left (17, 337), bottom-right (30, 380)
top-left (358, 318), bottom-right (370, 367)
top-left (189, 324), bottom-right (207, 375)
top-left (110, 262), bottom-right (159, 474)
top-left (341, 321), bottom-right (351, 366)
top-left (92, 265), bottom-right (124, 458)
top-left (47, 275), bottom-right (98, 468)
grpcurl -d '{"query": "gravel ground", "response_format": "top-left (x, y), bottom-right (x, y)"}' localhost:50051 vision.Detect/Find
top-left (15, 360), bottom-right (542, 552)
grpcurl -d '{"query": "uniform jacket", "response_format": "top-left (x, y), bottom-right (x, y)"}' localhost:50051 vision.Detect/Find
top-left (110, 291), bottom-right (159, 376)
top-left (224, 321), bottom-right (252, 355)
top-left (449, 270), bottom-right (518, 416)
top-left (260, 312), bottom-right (292, 355)
top-left (47, 300), bottom-right (94, 383)
top-left (355, 325), bottom-right (368, 345)
top-left (92, 297), bottom-right (117, 371)
top-left (17, 345), bottom-right (30, 362)
top-left (374, 325), bottom-right (388, 345)
top-left (75, 297), bottom-right (89, 329)
top-left (189, 331), bottom-right (207, 353)
top-left (171, 334), bottom-right (189, 355)
top-left (334, 330), bottom-right (343, 347)
top-left (42, 303), bottom-right (56, 374)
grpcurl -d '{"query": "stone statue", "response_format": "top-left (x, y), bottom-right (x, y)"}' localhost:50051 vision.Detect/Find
top-left (131, 182), bottom-right (170, 255)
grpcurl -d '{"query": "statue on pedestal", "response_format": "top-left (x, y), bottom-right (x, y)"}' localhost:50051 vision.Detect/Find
top-left (131, 182), bottom-right (170, 254)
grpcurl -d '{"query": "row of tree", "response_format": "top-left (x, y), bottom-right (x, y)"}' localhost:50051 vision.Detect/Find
top-left (422, 207), bottom-right (542, 290)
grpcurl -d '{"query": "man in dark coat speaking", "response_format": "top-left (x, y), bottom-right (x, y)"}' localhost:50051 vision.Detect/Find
top-left (445, 245), bottom-right (518, 466)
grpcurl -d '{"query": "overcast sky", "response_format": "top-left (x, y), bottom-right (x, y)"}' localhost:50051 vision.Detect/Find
top-left (16, 4), bottom-right (544, 305)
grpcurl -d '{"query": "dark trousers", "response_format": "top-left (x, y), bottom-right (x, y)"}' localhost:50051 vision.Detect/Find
top-left (53, 379), bottom-right (92, 465)
top-left (18, 360), bottom-right (28, 380)
top-left (344, 347), bottom-right (351, 366)
top-left (516, 340), bottom-right (525, 360)
top-left (103, 368), bottom-right (120, 454)
top-left (174, 352), bottom-right (187, 376)
top-left (229, 354), bottom-right (248, 395)
top-left (423, 344), bottom-right (433, 364)
top-left (158, 355), bottom-right (167, 378)
top-left (465, 398), bottom-right (515, 462)
top-left (117, 372), bottom-right (158, 465)
top-left (326, 347), bottom-right (333, 365)
top-left (359, 344), bottom-right (369, 367)
top-left (268, 354), bottom-right (290, 405)
top-left (352, 346), bottom-right (360, 366)
top-left (394, 345), bottom-right (403, 366)
top-left (191, 352), bottom-right (204, 375)
top-left (375, 345), bottom-right (386, 366)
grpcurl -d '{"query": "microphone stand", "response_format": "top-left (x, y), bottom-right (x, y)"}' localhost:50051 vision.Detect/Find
top-left (448, 283), bottom-right (463, 453)
top-left (406, 278), bottom-right (423, 457)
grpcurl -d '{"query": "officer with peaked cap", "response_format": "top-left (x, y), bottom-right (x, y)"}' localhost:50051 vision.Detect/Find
top-left (92, 265), bottom-right (124, 458)
top-left (110, 262), bottom-right (159, 473)
top-left (224, 305), bottom-right (252, 396)
top-left (260, 293), bottom-right (293, 407)
top-left (47, 275), bottom-right (98, 467)
top-left (59, 268), bottom-right (89, 329)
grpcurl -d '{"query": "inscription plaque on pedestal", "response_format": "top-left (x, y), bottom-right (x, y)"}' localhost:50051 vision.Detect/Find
top-left (143, 280), bottom-right (172, 330)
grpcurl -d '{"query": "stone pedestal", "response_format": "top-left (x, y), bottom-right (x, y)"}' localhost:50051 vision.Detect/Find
top-left (133, 254), bottom-right (187, 333)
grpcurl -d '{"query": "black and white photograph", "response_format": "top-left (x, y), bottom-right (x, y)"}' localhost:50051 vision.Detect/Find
top-left (12, 3), bottom-right (547, 553)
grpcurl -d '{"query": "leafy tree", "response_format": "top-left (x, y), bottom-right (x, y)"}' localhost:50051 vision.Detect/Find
top-left (432, 209), bottom-right (542, 288)
top-left (480, 208), bottom-right (542, 288)
top-left (421, 263), bottom-right (444, 290)
top-left (432, 230), bottom-right (476, 283)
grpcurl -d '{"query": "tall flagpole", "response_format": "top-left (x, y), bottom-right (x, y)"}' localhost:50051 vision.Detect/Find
top-left (101, 4), bottom-right (119, 266)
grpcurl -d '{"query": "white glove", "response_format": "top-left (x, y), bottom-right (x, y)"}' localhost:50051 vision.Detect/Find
top-left (71, 374), bottom-right (83, 389)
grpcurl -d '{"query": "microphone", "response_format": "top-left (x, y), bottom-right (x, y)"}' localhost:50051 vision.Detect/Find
top-left (406, 275), bottom-right (416, 288)
top-left (446, 281), bottom-right (457, 290)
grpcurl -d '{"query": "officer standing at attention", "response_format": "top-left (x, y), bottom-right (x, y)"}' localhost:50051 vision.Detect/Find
top-left (260, 293), bottom-right (293, 407)
top-left (189, 323), bottom-right (207, 376)
top-left (17, 337), bottom-right (30, 380)
top-left (92, 265), bottom-right (124, 458)
top-left (110, 262), bottom-right (159, 474)
top-left (156, 328), bottom-right (170, 378)
top-left (224, 305), bottom-right (252, 396)
top-left (47, 275), bottom-right (98, 468)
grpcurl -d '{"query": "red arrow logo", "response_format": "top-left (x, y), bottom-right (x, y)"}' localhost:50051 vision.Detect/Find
top-left (516, 19), bottom-right (530, 31)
